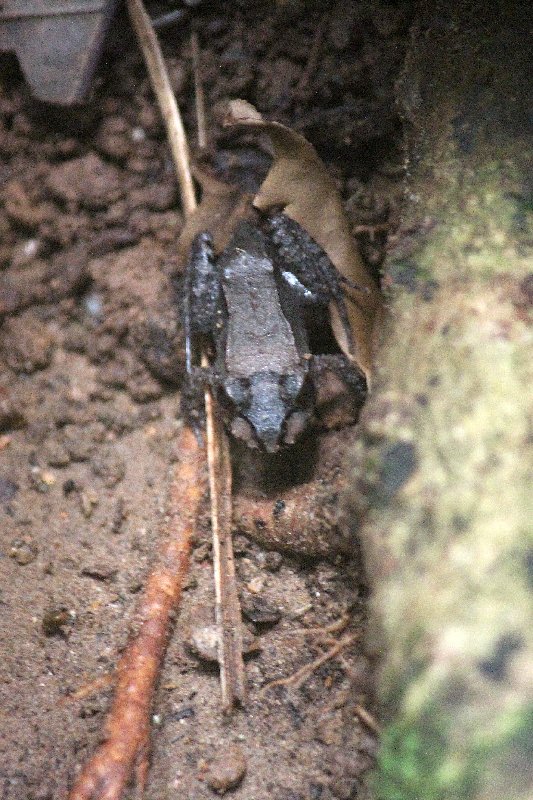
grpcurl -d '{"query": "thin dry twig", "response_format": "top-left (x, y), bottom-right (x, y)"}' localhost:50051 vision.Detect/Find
top-left (68, 427), bottom-right (206, 800)
top-left (191, 31), bottom-right (208, 150)
top-left (290, 613), bottom-right (351, 638)
top-left (191, 25), bottom-right (245, 708)
top-left (61, 673), bottom-right (115, 705)
top-left (126, 0), bottom-right (196, 217)
top-left (353, 703), bottom-right (381, 735)
top-left (261, 633), bottom-right (359, 694)
top-left (205, 378), bottom-right (247, 710)
top-left (130, 0), bottom-right (245, 711)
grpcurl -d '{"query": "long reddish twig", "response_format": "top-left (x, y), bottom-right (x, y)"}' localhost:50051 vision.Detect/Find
top-left (69, 427), bottom-right (205, 800)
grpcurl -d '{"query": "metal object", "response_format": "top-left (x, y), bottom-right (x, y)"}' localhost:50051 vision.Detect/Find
top-left (0, 0), bottom-right (117, 105)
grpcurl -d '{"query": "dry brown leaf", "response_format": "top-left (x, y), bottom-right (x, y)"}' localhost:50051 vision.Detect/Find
top-left (176, 167), bottom-right (255, 266)
top-left (223, 99), bottom-right (382, 381)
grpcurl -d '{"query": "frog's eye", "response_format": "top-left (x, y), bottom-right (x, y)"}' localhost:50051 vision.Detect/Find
top-left (224, 377), bottom-right (250, 407)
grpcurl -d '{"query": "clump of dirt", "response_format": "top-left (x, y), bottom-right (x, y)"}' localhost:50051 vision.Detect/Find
top-left (0, 2), bottom-right (411, 798)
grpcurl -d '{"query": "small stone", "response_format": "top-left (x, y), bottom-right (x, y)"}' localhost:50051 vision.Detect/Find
top-left (42, 607), bottom-right (75, 636)
top-left (81, 563), bottom-right (118, 581)
top-left (44, 440), bottom-right (71, 467)
top-left (188, 624), bottom-right (259, 663)
top-left (188, 624), bottom-right (219, 662)
top-left (91, 448), bottom-right (126, 488)
top-left (80, 489), bottom-right (99, 518)
top-left (246, 576), bottom-right (264, 594)
top-left (169, 704), bottom-right (195, 722)
top-left (241, 595), bottom-right (281, 626)
top-left (29, 467), bottom-right (52, 493)
top-left (205, 745), bottom-right (247, 794)
top-left (111, 497), bottom-right (127, 534)
top-left (9, 538), bottom-right (38, 565)
top-left (40, 470), bottom-right (56, 487)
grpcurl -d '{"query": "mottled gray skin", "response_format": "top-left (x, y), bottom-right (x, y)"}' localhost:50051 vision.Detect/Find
top-left (184, 216), bottom-right (366, 452)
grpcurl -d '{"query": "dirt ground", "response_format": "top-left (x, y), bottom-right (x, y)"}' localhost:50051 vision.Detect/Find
top-left (0, 3), bottom-right (411, 798)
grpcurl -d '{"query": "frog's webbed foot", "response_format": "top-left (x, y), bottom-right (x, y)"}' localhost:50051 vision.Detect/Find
top-left (308, 354), bottom-right (367, 430)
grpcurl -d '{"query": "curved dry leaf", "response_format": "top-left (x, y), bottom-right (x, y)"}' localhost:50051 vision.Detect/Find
top-left (224, 99), bottom-right (382, 381)
top-left (177, 166), bottom-right (255, 266)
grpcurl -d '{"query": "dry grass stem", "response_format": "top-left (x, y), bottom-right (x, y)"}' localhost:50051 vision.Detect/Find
top-left (126, 0), bottom-right (197, 217)
top-left (191, 31), bottom-right (208, 149)
top-left (204, 377), bottom-right (247, 710)
top-left (129, 0), bottom-right (244, 710)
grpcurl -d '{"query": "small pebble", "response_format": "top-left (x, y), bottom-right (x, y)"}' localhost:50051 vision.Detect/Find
top-left (188, 624), bottom-right (259, 663)
top-left (44, 441), bottom-right (71, 468)
top-left (80, 489), bottom-right (99, 518)
top-left (169, 705), bottom-right (195, 722)
top-left (188, 624), bottom-right (220, 662)
top-left (29, 467), bottom-right (54, 493)
top-left (131, 126), bottom-right (146, 143)
top-left (81, 562), bottom-right (118, 581)
top-left (9, 538), bottom-right (38, 565)
top-left (241, 595), bottom-right (281, 626)
top-left (42, 607), bottom-right (75, 636)
top-left (246, 576), bottom-right (264, 594)
top-left (40, 470), bottom-right (56, 487)
top-left (111, 497), bottom-right (127, 534)
top-left (83, 291), bottom-right (104, 320)
top-left (205, 745), bottom-right (247, 794)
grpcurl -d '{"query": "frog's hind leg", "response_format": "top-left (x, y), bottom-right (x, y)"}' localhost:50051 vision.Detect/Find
top-left (184, 230), bottom-right (221, 374)
top-left (265, 212), bottom-right (362, 354)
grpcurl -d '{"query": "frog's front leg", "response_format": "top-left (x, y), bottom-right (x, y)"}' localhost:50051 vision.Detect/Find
top-left (184, 230), bottom-right (222, 374)
top-left (182, 231), bottom-right (222, 431)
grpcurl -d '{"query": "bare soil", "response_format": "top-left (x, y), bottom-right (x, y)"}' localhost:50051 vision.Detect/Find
top-left (0, 3), bottom-right (410, 798)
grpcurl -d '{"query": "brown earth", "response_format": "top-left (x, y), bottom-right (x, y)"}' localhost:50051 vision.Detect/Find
top-left (0, 3), bottom-right (410, 798)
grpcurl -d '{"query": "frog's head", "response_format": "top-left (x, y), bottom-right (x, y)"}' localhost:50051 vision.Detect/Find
top-left (223, 370), bottom-right (311, 453)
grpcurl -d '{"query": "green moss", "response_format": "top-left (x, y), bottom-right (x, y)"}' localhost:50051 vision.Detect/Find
top-left (374, 704), bottom-right (533, 800)
top-left (416, 166), bottom-right (533, 282)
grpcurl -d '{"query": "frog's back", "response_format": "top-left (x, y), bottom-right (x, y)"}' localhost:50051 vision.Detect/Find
top-left (220, 222), bottom-right (301, 377)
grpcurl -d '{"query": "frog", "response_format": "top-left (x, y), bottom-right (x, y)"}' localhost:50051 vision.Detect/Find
top-left (183, 212), bottom-right (368, 453)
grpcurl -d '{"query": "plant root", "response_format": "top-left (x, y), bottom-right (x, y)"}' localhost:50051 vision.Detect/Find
top-left (68, 426), bottom-right (205, 800)
top-left (262, 614), bottom-right (359, 695)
